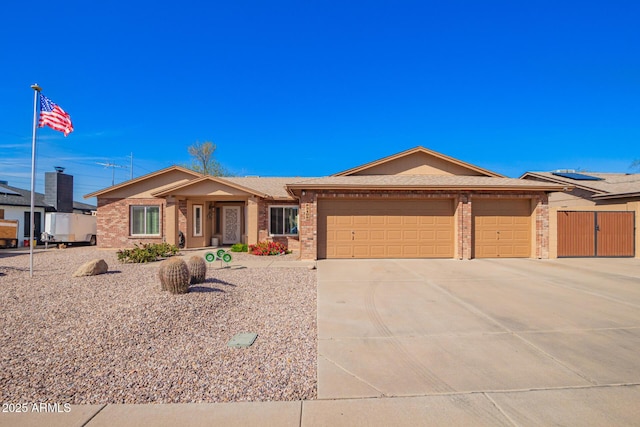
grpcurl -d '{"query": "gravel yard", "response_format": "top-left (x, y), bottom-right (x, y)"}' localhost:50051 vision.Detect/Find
top-left (0, 247), bottom-right (317, 404)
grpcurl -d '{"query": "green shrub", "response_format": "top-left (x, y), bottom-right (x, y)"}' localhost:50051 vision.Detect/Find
top-left (230, 243), bottom-right (248, 252)
top-left (117, 242), bottom-right (180, 263)
top-left (248, 241), bottom-right (291, 256)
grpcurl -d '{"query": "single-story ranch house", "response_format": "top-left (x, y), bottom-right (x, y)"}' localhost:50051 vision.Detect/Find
top-left (86, 146), bottom-right (571, 260)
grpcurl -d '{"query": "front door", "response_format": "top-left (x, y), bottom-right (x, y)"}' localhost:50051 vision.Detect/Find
top-left (222, 206), bottom-right (241, 245)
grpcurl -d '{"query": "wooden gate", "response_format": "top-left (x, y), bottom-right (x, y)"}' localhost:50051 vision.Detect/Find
top-left (557, 211), bottom-right (635, 257)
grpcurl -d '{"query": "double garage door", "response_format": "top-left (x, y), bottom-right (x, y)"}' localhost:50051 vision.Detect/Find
top-left (317, 198), bottom-right (533, 259)
top-left (318, 199), bottom-right (455, 259)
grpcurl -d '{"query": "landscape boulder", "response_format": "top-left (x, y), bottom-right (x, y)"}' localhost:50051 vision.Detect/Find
top-left (73, 259), bottom-right (109, 277)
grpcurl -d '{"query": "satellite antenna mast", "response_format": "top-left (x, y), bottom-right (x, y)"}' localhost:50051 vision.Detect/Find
top-left (96, 161), bottom-right (128, 186)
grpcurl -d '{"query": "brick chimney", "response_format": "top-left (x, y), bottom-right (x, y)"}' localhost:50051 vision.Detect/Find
top-left (45, 167), bottom-right (73, 213)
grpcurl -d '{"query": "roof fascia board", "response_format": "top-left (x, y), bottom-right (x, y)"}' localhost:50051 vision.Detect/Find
top-left (151, 176), bottom-right (269, 198)
top-left (520, 172), bottom-right (607, 194)
top-left (286, 183), bottom-right (568, 192)
top-left (84, 165), bottom-right (201, 199)
top-left (592, 191), bottom-right (640, 200)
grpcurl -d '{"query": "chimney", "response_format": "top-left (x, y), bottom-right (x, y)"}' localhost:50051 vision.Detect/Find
top-left (45, 167), bottom-right (73, 213)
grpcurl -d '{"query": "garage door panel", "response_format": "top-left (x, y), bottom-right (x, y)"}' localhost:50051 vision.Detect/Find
top-left (474, 199), bottom-right (532, 258)
top-left (403, 246), bottom-right (418, 256)
top-left (335, 216), bottom-right (352, 226)
top-left (335, 246), bottom-right (352, 257)
top-left (420, 230), bottom-right (435, 240)
top-left (353, 216), bottom-right (369, 225)
top-left (403, 230), bottom-right (418, 240)
top-left (436, 245), bottom-right (454, 255)
top-left (318, 199), bottom-right (454, 259)
top-left (437, 230), bottom-right (452, 240)
top-left (335, 230), bottom-right (352, 241)
top-left (370, 216), bottom-right (385, 225)
top-left (370, 230), bottom-right (385, 240)
top-left (387, 216), bottom-right (402, 225)
top-left (403, 216), bottom-right (418, 225)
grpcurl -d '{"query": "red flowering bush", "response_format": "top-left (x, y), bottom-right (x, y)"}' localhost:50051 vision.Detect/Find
top-left (249, 241), bottom-right (289, 256)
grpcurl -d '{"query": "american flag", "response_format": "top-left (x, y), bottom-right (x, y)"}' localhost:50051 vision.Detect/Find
top-left (38, 94), bottom-right (74, 136)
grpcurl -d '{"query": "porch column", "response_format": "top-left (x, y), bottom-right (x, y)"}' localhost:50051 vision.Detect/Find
top-left (165, 197), bottom-right (177, 246)
top-left (247, 197), bottom-right (259, 245)
top-left (177, 199), bottom-right (188, 247)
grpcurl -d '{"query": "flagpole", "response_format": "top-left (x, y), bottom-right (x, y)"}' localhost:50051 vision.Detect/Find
top-left (29, 83), bottom-right (42, 278)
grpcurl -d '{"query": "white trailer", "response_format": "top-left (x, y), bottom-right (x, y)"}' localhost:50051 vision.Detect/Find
top-left (41, 213), bottom-right (97, 245)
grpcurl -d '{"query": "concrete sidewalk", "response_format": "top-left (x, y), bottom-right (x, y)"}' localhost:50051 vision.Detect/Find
top-left (4, 385), bottom-right (640, 426)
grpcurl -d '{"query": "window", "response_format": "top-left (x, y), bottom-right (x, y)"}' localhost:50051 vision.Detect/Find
top-left (269, 206), bottom-right (299, 235)
top-left (193, 205), bottom-right (203, 237)
top-left (131, 206), bottom-right (160, 236)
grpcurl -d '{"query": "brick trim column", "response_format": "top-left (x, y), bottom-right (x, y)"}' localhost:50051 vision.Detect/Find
top-left (461, 194), bottom-right (472, 259)
top-left (535, 194), bottom-right (550, 259)
top-left (299, 191), bottom-right (317, 260)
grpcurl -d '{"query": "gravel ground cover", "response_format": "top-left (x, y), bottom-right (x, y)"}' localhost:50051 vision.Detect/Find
top-left (0, 247), bottom-right (317, 404)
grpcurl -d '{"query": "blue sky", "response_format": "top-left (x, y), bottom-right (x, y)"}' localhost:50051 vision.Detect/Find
top-left (1, 1), bottom-right (639, 205)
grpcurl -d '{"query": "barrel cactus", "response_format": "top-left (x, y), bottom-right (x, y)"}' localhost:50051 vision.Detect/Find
top-left (158, 261), bottom-right (168, 291)
top-left (188, 255), bottom-right (207, 284)
top-left (161, 257), bottom-right (190, 294)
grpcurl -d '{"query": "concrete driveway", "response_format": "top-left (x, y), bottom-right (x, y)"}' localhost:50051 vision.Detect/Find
top-left (316, 258), bottom-right (640, 424)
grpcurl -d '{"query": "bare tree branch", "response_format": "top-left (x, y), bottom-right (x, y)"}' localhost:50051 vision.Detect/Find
top-left (186, 141), bottom-right (231, 176)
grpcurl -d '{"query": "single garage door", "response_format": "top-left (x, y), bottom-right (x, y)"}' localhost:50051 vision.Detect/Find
top-left (473, 199), bottom-right (532, 258)
top-left (318, 199), bottom-right (454, 259)
top-left (558, 211), bottom-right (635, 257)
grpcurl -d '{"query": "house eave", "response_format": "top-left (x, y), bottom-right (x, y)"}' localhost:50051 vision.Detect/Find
top-left (151, 176), bottom-right (270, 199)
top-left (592, 192), bottom-right (640, 200)
top-left (286, 183), bottom-right (567, 196)
top-left (84, 165), bottom-right (202, 199)
top-left (520, 172), bottom-right (607, 195)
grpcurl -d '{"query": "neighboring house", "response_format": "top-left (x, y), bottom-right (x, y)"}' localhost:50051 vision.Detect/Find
top-left (521, 171), bottom-right (640, 258)
top-left (86, 146), bottom-right (566, 260)
top-left (0, 170), bottom-right (96, 247)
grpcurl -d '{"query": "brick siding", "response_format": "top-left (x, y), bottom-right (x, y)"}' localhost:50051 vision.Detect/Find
top-left (96, 198), bottom-right (165, 248)
top-left (257, 200), bottom-right (301, 252)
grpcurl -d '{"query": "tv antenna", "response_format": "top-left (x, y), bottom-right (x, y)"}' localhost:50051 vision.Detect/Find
top-left (97, 161), bottom-right (128, 186)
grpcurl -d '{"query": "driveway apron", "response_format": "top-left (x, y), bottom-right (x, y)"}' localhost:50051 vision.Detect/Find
top-left (316, 258), bottom-right (640, 408)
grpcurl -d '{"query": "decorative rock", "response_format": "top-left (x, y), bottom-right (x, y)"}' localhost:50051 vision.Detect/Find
top-left (72, 259), bottom-right (108, 277)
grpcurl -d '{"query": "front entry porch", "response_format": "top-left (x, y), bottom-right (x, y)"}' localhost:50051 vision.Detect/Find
top-left (153, 176), bottom-right (264, 250)
top-left (169, 198), bottom-right (258, 249)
